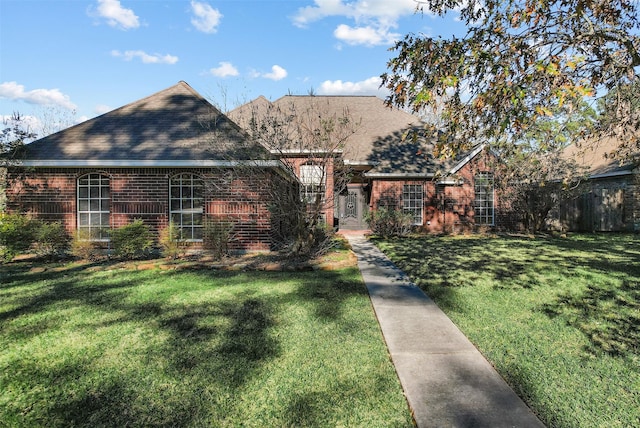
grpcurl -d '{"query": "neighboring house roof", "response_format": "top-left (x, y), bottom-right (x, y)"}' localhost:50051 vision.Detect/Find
top-left (229, 95), bottom-right (482, 178)
top-left (563, 137), bottom-right (638, 179)
top-left (22, 81), bottom-right (273, 167)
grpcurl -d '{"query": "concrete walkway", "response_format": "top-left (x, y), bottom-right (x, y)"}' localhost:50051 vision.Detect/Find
top-left (344, 234), bottom-right (545, 428)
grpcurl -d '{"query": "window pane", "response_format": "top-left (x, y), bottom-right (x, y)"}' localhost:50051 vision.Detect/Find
top-left (79, 213), bottom-right (89, 226)
top-left (78, 174), bottom-right (110, 240)
top-left (192, 213), bottom-right (202, 226)
top-left (193, 227), bottom-right (203, 240)
top-left (90, 213), bottom-right (100, 225)
top-left (193, 185), bottom-right (203, 200)
top-left (169, 174), bottom-right (204, 241)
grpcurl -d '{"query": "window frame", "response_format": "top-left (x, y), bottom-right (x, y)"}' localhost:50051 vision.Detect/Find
top-left (474, 172), bottom-right (495, 226)
top-left (299, 163), bottom-right (326, 204)
top-left (77, 173), bottom-right (110, 241)
top-left (169, 173), bottom-right (204, 242)
top-left (402, 184), bottom-right (424, 226)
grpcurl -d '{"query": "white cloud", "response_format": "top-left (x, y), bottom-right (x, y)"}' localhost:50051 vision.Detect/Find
top-left (293, 0), bottom-right (419, 26)
top-left (263, 65), bottom-right (288, 81)
top-left (94, 0), bottom-right (140, 30)
top-left (111, 50), bottom-right (179, 64)
top-left (292, 0), bottom-right (420, 46)
top-left (208, 62), bottom-right (239, 77)
top-left (190, 1), bottom-right (223, 33)
top-left (334, 24), bottom-right (400, 46)
top-left (0, 81), bottom-right (77, 110)
top-left (318, 76), bottom-right (388, 96)
top-left (94, 104), bottom-right (112, 115)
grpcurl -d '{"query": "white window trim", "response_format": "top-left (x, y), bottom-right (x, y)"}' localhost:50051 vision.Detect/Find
top-left (403, 184), bottom-right (424, 226)
top-left (77, 173), bottom-right (110, 241)
top-left (299, 164), bottom-right (326, 204)
top-left (169, 174), bottom-right (204, 242)
top-left (474, 172), bottom-right (495, 226)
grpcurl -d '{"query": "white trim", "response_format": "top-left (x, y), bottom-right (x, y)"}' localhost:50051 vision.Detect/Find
top-left (343, 160), bottom-right (377, 166)
top-left (437, 179), bottom-right (463, 185)
top-left (20, 159), bottom-right (285, 168)
top-left (364, 172), bottom-right (435, 179)
top-left (270, 149), bottom-right (344, 155)
top-left (449, 144), bottom-right (485, 174)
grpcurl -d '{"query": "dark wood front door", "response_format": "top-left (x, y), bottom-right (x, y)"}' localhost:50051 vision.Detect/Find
top-left (338, 186), bottom-right (368, 230)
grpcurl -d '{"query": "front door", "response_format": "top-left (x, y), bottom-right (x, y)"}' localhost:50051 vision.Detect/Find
top-left (338, 186), bottom-right (368, 230)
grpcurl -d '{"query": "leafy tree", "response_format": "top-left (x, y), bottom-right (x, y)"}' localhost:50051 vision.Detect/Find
top-left (1, 113), bottom-right (36, 212)
top-left (596, 80), bottom-right (640, 159)
top-left (382, 0), bottom-right (640, 159)
top-left (1, 112), bottom-right (35, 165)
top-left (494, 101), bottom-right (595, 232)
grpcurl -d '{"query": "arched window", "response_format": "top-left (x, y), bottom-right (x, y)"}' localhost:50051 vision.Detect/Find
top-left (170, 174), bottom-right (204, 241)
top-left (77, 173), bottom-right (110, 240)
top-left (299, 163), bottom-right (325, 204)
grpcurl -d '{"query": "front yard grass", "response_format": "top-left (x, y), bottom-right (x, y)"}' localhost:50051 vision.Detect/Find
top-left (374, 233), bottom-right (640, 428)
top-left (0, 257), bottom-right (413, 427)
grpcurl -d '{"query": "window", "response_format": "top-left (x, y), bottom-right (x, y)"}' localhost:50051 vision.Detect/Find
top-left (299, 164), bottom-right (325, 204)
top-left (403, 184), bottom-right (423, 225)
top-left (77, 173), bottom-right (110, 240)
top-left (474, 172), bottom-right (494, 225)
top-left (170, 174), bottom-right (204, 241)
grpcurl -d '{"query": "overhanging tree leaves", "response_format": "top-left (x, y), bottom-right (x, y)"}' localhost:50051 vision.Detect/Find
top-left (383, 0), bottom-right (640, 159)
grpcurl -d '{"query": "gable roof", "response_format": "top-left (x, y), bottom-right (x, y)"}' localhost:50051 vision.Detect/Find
top-left (229, 95), bottom-right (482, 177)
top-left (563, 137), bottom-right (638, 179)
top-left (22, 81), bottom-right (272, 167)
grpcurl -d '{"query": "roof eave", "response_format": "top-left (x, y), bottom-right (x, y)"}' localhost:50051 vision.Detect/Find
top-left (19, 159), bottom-right (285, 168)
top-left (364, 172), bottom-right (436, 179)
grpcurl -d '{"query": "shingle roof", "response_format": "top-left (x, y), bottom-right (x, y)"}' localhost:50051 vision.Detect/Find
top-left (563, 137), bottom-right (638, 178)
top-left (23, 81), bottom-right (271, 166)
top-left (229, 95), bottom-right (475, 176)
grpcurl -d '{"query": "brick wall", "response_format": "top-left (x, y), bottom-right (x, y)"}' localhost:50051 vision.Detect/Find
top-left (282, 156), bottom-right (336, 225)
top-left (6, 166), bottom-right (290, 252)
top-left (368, 150), bottom-right (503, 234)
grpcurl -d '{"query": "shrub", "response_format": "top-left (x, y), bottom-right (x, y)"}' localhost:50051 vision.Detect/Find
top-left (364, 207), bottom-right (414, 238)
top-left (110, 220), bottom-right (154, 260)
top-left (34, 221), bottom-right (71, 259)
top-left (0, 213), bottom-right (38, 262)
top-left (158, 223), bottom-right (187, 259)
top-left (71, 230), bottom-right (103, 261)
top-left (203, 219), bottom-right (234, 259)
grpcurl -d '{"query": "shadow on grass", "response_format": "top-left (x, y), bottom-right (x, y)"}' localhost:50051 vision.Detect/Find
top-left (542, 279), bottom-right (640, 357)
top-left (374, 234), bottom-right (640, 358)
top-left (0, 262), bottom-right (369, 426)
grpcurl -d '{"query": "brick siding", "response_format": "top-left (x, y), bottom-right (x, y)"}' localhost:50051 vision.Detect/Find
top-left (6, 167), bottom-right (291, 252)
top-left (368, 150), bottom-right (503, 233)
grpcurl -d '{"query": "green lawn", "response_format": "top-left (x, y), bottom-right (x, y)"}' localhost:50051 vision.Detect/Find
top-left (374, 233), bottom-right (640, 428)
top-left (0, 259), bottom-right (413, 427)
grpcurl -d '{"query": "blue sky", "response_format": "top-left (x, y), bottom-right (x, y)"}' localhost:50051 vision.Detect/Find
top-left (0, 0), bottom-right (465, 137)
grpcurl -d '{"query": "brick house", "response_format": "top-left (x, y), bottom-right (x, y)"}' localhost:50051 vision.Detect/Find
top-left (229, 95), bottom-right (500, 233)
top-left (5, 81), bottom-right (297, 252)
